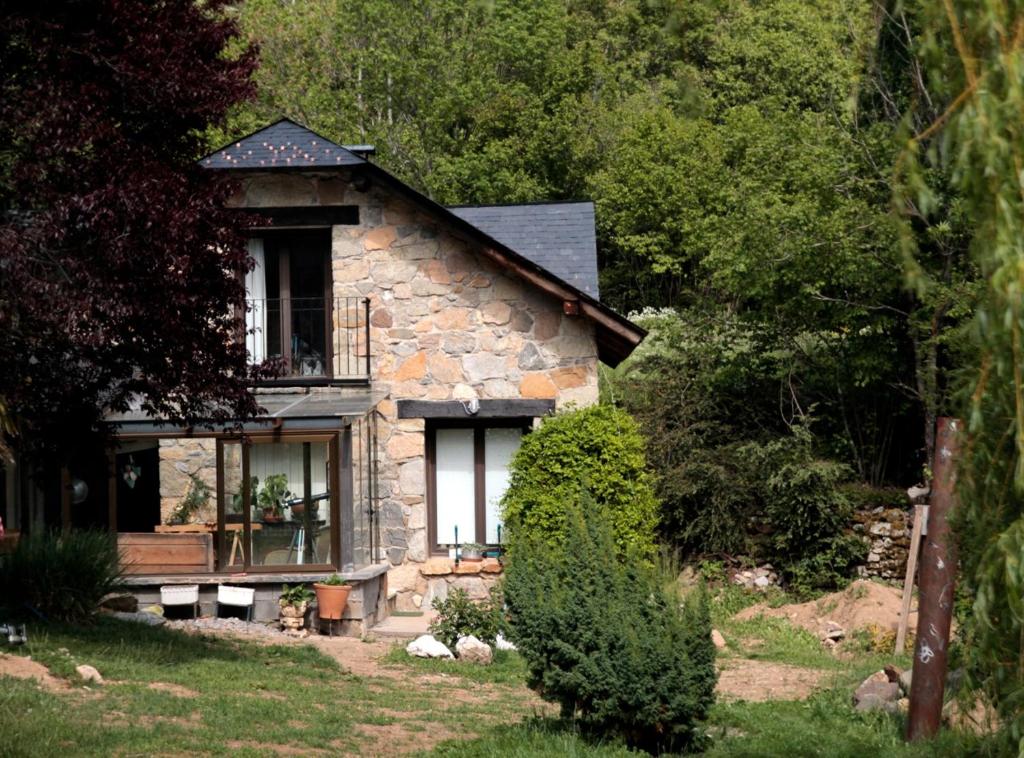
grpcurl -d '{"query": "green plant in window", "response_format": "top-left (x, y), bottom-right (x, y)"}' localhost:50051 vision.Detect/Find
top-left (257, 473), bottom-right (292, 519)
top-left (168, 473), bottom-right (211, 525)
top-left (230, 476), bottom-right (258, 514)
top-left (461, 542), bottom-right (485, 559)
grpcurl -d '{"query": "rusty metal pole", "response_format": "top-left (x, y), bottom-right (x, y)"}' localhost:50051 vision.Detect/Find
top-left (907, 416), bottom-right (961, 741)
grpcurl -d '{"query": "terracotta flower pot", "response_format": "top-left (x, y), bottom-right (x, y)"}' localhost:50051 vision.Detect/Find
top-left (314, 583), bottom-right (351, 621)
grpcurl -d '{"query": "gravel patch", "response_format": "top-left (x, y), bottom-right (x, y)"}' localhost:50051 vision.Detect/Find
top-left (165, 616), bottom-right (288, 639)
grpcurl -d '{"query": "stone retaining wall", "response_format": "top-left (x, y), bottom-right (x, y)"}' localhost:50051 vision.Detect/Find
top-left (853, 506), bottom-right (913, 582)
top-left (385, 557), bottom-right (503, 612)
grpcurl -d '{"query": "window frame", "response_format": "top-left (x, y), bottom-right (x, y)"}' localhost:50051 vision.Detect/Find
top-left (217, 431), bottom-right (341, 573)
top-left (246, 229), bottom-right (334, 378)
top-left (425, 418), bottom-right (530, 555)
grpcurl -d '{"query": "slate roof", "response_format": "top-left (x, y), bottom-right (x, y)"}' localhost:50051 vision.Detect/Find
top-left (448, 202), bottom-right (600, 300)
top-left (200, 119), bottom-right (365, 170)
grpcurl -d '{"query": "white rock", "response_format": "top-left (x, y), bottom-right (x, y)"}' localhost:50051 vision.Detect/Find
top-left (495, 633), bottom-right (517, 651)
top-left (111, 611), bottom-right (166, 626)
top-left (76, 664), bottom-right (103, 684)
top-left (753, 576), bottom-right (772, 589)
top-left (412, 594), bottom-right (423, 608)
top-left (711, 629), bottom-right (727, 650)
top-left (455, 635), bottom-right (493, 664)
top-left (406, 634), bottom-right (453, 659)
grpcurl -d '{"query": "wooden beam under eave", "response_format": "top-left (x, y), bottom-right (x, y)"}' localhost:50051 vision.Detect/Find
top-left (481, 245), bottom-right (645, 350)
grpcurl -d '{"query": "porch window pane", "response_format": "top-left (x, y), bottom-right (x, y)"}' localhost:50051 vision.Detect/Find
top-left (222, 441), bottom-right (246, 570)
top-left (249, 441), bottom-right (330, 566)
top-left (435, 428), bottom-right (475, 544)
top-left (484, 428), bottom-right (521, 545)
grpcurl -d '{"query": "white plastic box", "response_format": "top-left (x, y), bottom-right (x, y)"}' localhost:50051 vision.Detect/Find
top-left (217, 585), bottom-right (255, 607)
top-left (160, 584), bottom-right (200, 606)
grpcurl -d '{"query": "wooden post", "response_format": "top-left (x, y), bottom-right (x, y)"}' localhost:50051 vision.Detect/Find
top-left (907, 417), bottom-right (960, 741)
top-left (895, 503), bottom-right (927, 655)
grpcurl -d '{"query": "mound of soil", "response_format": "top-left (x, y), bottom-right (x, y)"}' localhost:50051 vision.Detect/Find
top-left (0, 653), bottom-right (69, 692)
top-left (735, 579), bottom-right (914, 638)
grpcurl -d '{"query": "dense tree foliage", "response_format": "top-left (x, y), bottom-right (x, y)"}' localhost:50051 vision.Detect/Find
top-left (0, 1), bottom-right (266, 458)
top-left (225, 0), bottom-right (974, 499)
top-left (900, 0), bottom-right (1024, 747)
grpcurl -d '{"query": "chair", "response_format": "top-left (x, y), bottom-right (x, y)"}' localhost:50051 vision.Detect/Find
top-left (216, 585), bottom-right (255, 622)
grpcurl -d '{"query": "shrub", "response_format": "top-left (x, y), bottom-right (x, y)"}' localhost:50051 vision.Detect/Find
top-left (429, 586), bottom-right (503, 649)
top-left (504, 497), bottom-right (716, 754)
top-left (0, 529), bottom-right (123, 623)
top-left (502, 404), bottom-right (659, 558)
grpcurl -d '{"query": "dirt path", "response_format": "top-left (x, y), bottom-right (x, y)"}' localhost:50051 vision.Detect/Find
top-left (0, 652), bottom-right (69, 692)
top-left (310, 635), bottom-right (828, 704)
top-left (716, 659), bottom-right (829, 702)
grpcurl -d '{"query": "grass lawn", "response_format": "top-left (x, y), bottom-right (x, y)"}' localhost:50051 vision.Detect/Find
top-left (0, 592), bottom-right (1007, 757)
top-left (0, 618), bottom-right (542, 757)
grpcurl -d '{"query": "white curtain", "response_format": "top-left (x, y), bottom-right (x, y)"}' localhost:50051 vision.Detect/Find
top-left (436, 428), bottom-right (476, 544)
top-left (485, 428), bottom-right (522, 544)
top-left (245, 238), bottom-right (267, 364)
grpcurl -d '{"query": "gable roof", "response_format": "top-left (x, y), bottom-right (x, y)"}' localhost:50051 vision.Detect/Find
top-left (448, 202), bottom-right (599, 300)
top-left (202, 120), bottom-right (645, 366)
top-left (201, 119), bottom-right (365, 170)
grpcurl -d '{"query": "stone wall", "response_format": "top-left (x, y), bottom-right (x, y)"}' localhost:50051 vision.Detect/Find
top-left (853, 506), bottom-right (913, 582)
top-left (387, 557), bottom-right (504, 611)
top-left (157, 439), bottom-right (218, 524)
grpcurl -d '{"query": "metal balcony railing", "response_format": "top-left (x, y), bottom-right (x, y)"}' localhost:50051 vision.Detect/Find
top-left (244, 296), bottom-right (370, 382)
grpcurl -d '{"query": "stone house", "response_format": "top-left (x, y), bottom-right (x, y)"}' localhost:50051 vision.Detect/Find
top-left (1, 119), bottom-right (645, 630)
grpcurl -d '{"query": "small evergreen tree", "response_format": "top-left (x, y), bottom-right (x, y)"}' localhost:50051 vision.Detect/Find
top-left (504, 497), bottom-right (716, 754)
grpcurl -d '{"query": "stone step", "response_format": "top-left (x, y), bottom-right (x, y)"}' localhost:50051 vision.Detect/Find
top-left (369, 611), bottom-right (435, 640)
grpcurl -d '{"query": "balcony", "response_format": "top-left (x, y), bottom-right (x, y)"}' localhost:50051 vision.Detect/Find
top-left (244, 296), bottom-right (370, 385)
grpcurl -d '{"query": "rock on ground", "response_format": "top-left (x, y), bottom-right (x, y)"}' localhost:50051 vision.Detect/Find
top-left (711, 629), bottom-right (727, 650)
top-left (75, 664), bottom-right (103, 684)
top-left (111, 610), bottom-right (166, 626)
top-left (406, 634), bottom-right (454, 659)
top-left (455, 635), bottom-right (493, 664)
top-left (100, 594), bottom-right (138, 613)
top-left (853, 670), bottom-right (899, 711)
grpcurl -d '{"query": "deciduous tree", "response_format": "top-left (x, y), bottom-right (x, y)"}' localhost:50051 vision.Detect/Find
top-left (0, 0), bottom-right (265, 458)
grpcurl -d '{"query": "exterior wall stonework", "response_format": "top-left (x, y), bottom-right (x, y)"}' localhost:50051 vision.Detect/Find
top-left (155, 172), bottom-right (602, 610)
top-left (157, 438), bottom-right (218, 524)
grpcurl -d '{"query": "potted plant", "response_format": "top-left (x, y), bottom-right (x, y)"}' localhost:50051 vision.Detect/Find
top-left (279, 583), bottom-right (314, 630)
top-left (228, 476), bottom-right (258, 524)
top-left (461, 542), bottom-right (485, 561)
top-left (314, 573), bottom-right (350, 622)
top-left (258, 474), bottom-right (292, 523)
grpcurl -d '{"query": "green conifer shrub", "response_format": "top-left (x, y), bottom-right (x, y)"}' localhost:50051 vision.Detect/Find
top-left (501, 404), bottom-right (659, 559)
top-left (504, 497), bottom-right (716, 754)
